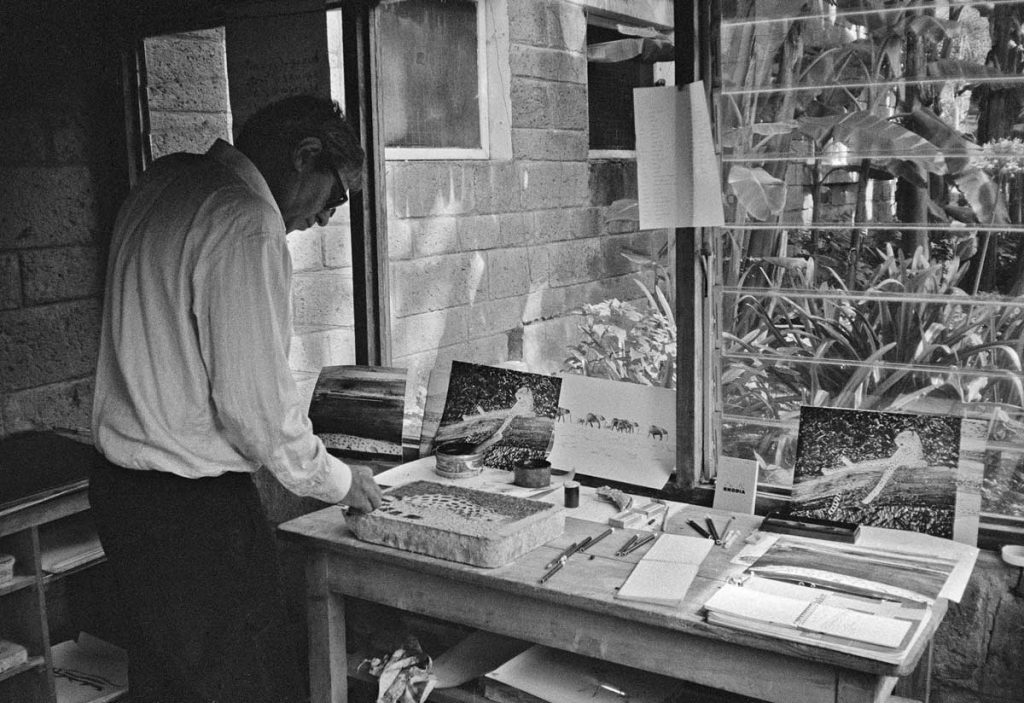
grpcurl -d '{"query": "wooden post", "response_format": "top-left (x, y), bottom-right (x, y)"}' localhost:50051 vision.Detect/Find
top-left (674, 0), bottom-right (700, 493)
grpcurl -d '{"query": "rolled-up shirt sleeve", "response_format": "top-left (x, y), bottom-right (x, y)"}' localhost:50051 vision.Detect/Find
top-left (196, 225), bottom-right (352, 503)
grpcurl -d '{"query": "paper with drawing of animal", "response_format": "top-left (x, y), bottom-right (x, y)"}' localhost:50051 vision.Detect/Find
top-left (790, 407), bottom-right (964, 539)
top-left (547, 374), bottom-right (675, 489)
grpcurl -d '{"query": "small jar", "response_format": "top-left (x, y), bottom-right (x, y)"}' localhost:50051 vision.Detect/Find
top-left (563, 480), bottom-right (580, 508)
top-left (513, 458), bottom-right (551, 488)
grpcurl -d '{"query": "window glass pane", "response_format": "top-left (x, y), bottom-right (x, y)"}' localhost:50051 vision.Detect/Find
top-left (711, 1), bottom-right (1024, 520)
top-left (587, 24), bottom-right (655, 150)
top-left (379, 0), bottom-right (481, 149)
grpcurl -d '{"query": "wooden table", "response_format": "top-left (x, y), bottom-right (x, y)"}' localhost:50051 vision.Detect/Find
top-left (279, 502), bottom-right (945, 703)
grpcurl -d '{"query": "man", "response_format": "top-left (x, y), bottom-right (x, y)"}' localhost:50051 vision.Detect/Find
top-left (90, 95), bottom-right (382, 702)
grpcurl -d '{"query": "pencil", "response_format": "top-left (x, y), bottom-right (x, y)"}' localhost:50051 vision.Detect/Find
top-left (687, 519), bottom-right (711, 539)
top-left (621, 533), bottom-right (656, 556)
top-left (545, 540), bottom-right (579, 570)
top-left (721, 516), bottom-right (735, 538)
top-left (705, 516), bottom-right (721, 543)
top-left (581, 527), bottom-right (614, 552)
top-left (616, 535), bottom-right (639, 555)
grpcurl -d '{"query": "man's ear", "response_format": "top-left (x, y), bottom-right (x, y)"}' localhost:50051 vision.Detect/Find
top-left (292, 137), bottom-right (324, 173)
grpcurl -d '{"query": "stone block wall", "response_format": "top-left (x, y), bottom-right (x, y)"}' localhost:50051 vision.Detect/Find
top-left (145, 30), bottom-right (232, 158)
top-left (386, 0), bottom-right (669, 397)
top-left (930, 551), bottom-right (1024, 703)
top-left (0, 5), bottom-right (125, 437)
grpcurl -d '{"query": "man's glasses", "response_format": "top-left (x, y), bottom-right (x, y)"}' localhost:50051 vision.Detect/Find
top-left (324, 165), bottom-right (349, 211)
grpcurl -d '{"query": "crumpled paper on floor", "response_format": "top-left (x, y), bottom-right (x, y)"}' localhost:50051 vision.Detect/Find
top-left (361, 637), bottom-right (437, 703)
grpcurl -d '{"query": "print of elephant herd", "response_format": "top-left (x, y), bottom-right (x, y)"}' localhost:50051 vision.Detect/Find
top-left (555, 407), bottom-right (668, 440)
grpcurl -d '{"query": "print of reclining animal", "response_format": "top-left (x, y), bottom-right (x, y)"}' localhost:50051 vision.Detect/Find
top-left (558, 408), bottom-right (668, 439)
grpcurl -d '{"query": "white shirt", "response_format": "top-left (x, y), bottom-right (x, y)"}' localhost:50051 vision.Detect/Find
top-left (92, 140), bottom-right (352, 503)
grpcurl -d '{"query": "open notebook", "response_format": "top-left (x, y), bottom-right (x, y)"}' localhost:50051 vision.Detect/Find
top-left (703, 575), bottom-right (929, 662)
top-left (615, 533), bottom-right (714, 607)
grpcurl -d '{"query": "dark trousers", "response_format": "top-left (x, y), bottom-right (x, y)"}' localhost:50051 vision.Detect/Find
top-left (89, 455), bottom-right (306, 703)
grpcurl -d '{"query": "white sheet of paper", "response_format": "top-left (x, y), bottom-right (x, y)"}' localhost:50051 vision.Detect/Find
top-left (548, 374), bottom-right (675, 489)
top-left (954, 418), bottom-right (986, 544)
top-left (800, 604), bottom-right (911, 648)
top-left (487, 645), bottom-right (681, 703)
top-left (704, 583), bottom-right (808, 625)
top-left (733, 528), bottom-right (978, 604)
top-left (616, 561), bottom-right (701, 607)
top-left (643, 533), bottom-right (713, 564)
top-left (51, 633), bottom-right (128, 703)
top-left (633, 82), bottom-right (725, 229)
top-left (433, 631), bottom-right (532, 688)
top-left (703, 584), bottom-right (912, 648)
top-left (855, 526), bottom-right (979, 603)
top-left (614, 534), bottom-right (711, 607)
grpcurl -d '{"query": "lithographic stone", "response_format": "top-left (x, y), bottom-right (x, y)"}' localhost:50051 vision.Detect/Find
top-left (346, 480), bottom-right (564, 567)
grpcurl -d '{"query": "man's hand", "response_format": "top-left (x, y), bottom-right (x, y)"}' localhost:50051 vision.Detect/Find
top-left (340, 465), bottom-right (383, 513)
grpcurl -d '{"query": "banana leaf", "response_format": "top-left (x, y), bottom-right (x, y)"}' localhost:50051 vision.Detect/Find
top-left (727, 165), bottom-right (787, 221)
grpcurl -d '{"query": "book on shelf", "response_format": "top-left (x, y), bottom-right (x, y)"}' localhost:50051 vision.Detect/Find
top-left (0, 553), bottom-right (14, 585)
top-left (39, 515), bottom-right (104, 574)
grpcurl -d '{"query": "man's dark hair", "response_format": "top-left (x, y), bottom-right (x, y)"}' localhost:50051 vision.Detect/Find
top-left (235, 95), bottom-right (364, 184)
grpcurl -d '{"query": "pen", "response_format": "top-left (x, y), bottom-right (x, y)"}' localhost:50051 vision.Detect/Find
top-left (539, 559), bottom-right (564, 583)
top-left (705, 516), bottom-right (721, 543)
top-left (687, 519), bottom-right (711, 539)
top-left (580, 527), bottom-right (613, 552)
top-left (621, 533), bottom-right (656, 556)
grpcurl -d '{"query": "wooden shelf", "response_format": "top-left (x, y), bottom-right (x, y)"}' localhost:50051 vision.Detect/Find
top-left (0, 431), bottom-right (112, 703)
top-left (0, 656), bottom-right (46, 684)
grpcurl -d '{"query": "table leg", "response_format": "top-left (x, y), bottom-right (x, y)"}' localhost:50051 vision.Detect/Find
top-left (836, 671), bottom-right (898, 703)
top-left (307, 552), bottom-right (348, 703)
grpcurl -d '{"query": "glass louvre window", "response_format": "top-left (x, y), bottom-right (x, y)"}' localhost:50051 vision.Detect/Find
top-left (709, 1), bottom-right (1024, 525)
top-left (378, 0), bottom-right (485, 154)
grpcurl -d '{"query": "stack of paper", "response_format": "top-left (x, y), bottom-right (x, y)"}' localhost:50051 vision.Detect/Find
top-left (703, 576), bottom-right (927, 659)
top-left (51, 633), bottom-right (128, 703)
top-left (485, 645), bottom-right (682, 703)
top-left (615, 534), bottom-right (713, 607)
